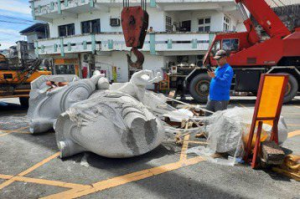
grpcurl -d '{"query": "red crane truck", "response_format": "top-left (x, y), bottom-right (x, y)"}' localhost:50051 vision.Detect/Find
top-left (186, 0), bottom-right (300, 103)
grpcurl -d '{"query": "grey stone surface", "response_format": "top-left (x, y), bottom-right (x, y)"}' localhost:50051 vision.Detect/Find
top-left (56, 90), bottom-right (165, 158)
top-left (28, 75), bottom-right (100, 134)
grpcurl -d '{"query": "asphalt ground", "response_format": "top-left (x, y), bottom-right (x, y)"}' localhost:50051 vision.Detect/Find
top-left (0, 97), bottom-right (299, 199)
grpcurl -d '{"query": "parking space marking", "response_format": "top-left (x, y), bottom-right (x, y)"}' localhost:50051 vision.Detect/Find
top-left (13, 176), bottom-right (91, 189)
top-left (0, 174), bottom-right (11, 180)
top-left (0, 121), bottom-right (297, 198)
top-left (288, 130), bottom-right (300, 138)
top-left (42, 156), bottom-right (205, 199)
top-left (187, 141), bottom-right (208, 145)
top-left (287, 124), bottom-right (300, 127)
top-left (41, 136), bottom-right (206, 199)
top-left (0, 174), bottom-right (90, 189)
top-left (180, 135), bottom-right (190, 162)
top-left (282, 113), bottom-right (300, 116)
top-left (45, 130), bottom-right (300, 199)
top-left (0, 152), bottom-right (60, 190)
top-left (238, 103), bottom-right (246, 108)
top-left (0, 126), bottom-right (30, 137)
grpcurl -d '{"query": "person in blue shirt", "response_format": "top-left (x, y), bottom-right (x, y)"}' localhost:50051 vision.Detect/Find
top-left (206, 50), bottom-right (234, 116)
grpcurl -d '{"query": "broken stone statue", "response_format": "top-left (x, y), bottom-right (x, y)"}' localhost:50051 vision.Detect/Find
top-left (28, 74), bottom-right (101, 133)
top-left (55, 70), bottom-right (165, 158)
top-left (27, 70), bottom-right (167, 158)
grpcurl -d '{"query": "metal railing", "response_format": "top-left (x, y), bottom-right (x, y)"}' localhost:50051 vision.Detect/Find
top-left (35, 32), bottom-right (214, 55)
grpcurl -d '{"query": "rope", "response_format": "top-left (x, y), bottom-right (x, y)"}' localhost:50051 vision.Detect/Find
top-left (166, 97), bottom-right (214, 114)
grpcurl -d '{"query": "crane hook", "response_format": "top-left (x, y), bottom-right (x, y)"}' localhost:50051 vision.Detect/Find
top-left (126, 47), bottom-right (144, 69)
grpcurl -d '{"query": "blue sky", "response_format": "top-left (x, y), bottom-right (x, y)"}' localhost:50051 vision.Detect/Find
top-left (0, 0), bottom-right (35, 50)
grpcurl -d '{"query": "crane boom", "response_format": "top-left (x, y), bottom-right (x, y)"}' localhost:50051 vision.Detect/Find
top-left (236, 0), bottom-right (291, 38)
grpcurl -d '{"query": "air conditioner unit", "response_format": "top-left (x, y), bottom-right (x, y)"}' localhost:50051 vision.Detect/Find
top-left (88, 54), bottom-right (95, 64)
top-left (83, 54), bottom-right (94, 63)
top-left (110, 18), bottom-right (121, 27)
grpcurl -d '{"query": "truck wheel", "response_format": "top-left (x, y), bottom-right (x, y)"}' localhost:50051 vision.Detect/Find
top-left (282, 74), bottom-right (298, 103)
top-left (189, 73), bottom-right (210, 103)
top-left (19, 97), bottom-right (29, 107)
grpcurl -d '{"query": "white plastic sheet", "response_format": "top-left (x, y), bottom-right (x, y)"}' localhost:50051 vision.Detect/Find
top-left (188, 107), bottom-right (288, 166)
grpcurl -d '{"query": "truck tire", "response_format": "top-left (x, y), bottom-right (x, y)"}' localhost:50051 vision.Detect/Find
top-left (19, 97), bottom-right (29, 107)
top-left (189, 73), bottom-right (210, 103)
top-left (281, 73), bottom-right (298, 103)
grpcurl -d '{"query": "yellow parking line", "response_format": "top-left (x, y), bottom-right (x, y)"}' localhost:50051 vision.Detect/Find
top-left (43, 130), bottom-right (298, 198)
top-left (238, 103), bottom-right (246, 108)
top-left (187, 141), bottom-right (208, 145)
top-left (294, 106), bottom-right (300, 109)
top-left (0, 174), bottom-right (11, 180)
top-left (19, 152), bottom-right (60, 176)
top-left (0, 126), bottom-right (29, 137)
top-left (0, 152), bottom-right (60, 190)
top-left (0, 174), bottom-right (90, 189)
top-left (14, 176), bottom-right (91, 189)
top-left (0, 133), bottom-right (206, 198)
top-left (288, 130), bottom-right (300, 138)
top-left (287, 124), bottom-right (300, 127)
top-left (281, 113), bottom-right (300, 115)
top-left (16, 131), bottom-right (31, 134)
top-left (2, 126), bottom-right (29, 133)
top-left (42, 156), bottom-right (205, 199)
top-left (41, 135), bottom-right (206, 199)
top-left (0, 131), bottom-right (31, 137)
top-left (0, 133), bottom-right (9, 137)
top-left (179, 135), bottom-right (190, 162)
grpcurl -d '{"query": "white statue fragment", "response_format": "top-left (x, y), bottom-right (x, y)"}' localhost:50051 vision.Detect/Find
top-left (55, 70), bottom-right (165, 158)
top-left (113, 70), bottom-right (174, 115)
top-left (28, 74), bottom-right (101, 134)
top-left (55, 91), bottom-right (165, 158)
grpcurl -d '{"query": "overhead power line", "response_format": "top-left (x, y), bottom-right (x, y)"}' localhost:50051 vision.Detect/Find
top-left (270, 0), bottom-right (280, 7)
top-left (0, 20), bottom-right (34, 25)
top-left (0, 14), bottom-right (35, 23)
top-left (276, 0), bottom-right (286, 6)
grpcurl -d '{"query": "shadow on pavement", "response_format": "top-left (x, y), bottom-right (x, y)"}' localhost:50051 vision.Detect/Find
top-left (0, 102), bottom-right (27, 116)
top-left (74, 144), bottom-right (178, 171)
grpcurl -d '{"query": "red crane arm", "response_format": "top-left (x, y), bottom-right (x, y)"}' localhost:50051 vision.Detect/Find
top-left (236, 0), bottom-right (290, 38)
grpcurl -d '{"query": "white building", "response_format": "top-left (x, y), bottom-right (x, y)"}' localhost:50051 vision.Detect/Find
top-left (20, 23), bottom-right (49, 59)
top-left (30, 0), bottom-right (245, 81)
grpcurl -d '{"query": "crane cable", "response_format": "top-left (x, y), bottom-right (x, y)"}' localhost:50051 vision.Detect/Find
top-left (270, 0), bottom-right (280, 7)
top-left (123, 0), bottom-right (147, 10)
top-left (276, 0), bottom-right (286, 7)
top-left (0, 14), bottom-right (35, 23)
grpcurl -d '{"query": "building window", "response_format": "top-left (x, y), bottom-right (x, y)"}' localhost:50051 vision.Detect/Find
top-left (81, 19), bottom-right (101, 34)
top-left (198, 17), bottom-right (211, 32)
top-left (58, 24), bottom-right (75, 37)
top-left (166, 16), bottom-right (172, 32)
top-left (223, 16), bottom-right (230, 31)
top-left (55, 65), bottom-right (76, 75)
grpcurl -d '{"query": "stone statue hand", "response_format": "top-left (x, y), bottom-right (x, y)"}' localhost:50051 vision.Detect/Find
top-left (130, 70), bottom-right (163, 87)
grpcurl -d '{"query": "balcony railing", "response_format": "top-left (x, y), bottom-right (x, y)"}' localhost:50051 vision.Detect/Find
top-left (35, 32), bottom-right (215, 56)
top-left (31, 0), bottom-right (235, 18)
top-left (31, 0), bottom-right (94, 19)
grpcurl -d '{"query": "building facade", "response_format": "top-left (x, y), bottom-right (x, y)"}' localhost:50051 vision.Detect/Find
top-left (30, 0), bottom-right (245, 81)
top-left (20, 23), bottom-right (49, 60)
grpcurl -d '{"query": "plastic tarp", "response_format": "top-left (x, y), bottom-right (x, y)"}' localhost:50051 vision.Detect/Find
top-left (187, 107), bottom-right (288, 166)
